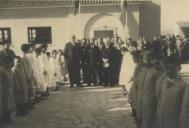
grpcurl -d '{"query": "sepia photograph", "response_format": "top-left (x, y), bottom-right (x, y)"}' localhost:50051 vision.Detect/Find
top-left (0, 0), bottom-right (189, 128)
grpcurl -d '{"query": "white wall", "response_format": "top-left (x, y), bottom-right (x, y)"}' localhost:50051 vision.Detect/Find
top-left (0, 18), bottom-right (70, 55)
top-left (161, 0), bottom-right (189, 35)
top-left (67, 5), bottom-right (123, 38)
top-left (0, 6), bottom-right (122, 55)
top-left (0, 4), bottom-right (141, 55)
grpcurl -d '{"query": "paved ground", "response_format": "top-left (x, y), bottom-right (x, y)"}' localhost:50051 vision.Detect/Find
top-left (11, 86), bottom-right (137, 128)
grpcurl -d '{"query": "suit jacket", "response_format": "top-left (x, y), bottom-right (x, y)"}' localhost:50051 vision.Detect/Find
top-left (101, 45), bottom-right (113, 67)
top-left (64, 42), bottom-right (81, 65)
top-left (111, 46), bottom-right (123, 67)
top-left (88, 45), bottom-right (101, 67)
top-left (80, 45), bottom-right (89, 65)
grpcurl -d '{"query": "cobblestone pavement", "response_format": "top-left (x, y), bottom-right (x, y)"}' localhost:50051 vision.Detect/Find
top-left (11, 86), bottom-right (137, 128)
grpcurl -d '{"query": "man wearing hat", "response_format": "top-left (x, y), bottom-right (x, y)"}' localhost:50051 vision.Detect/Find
top-left (64, 35), bottom-right (81, 87)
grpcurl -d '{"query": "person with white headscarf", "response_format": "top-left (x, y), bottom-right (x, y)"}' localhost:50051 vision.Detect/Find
top-left (39, 44), bottom-right (50, 95)
top-left (49, 50), bottom-right (59, 89)
top-left (119, 39), bottom-right (136, 90)
top-left (21, 44), bottom-right (36, 107)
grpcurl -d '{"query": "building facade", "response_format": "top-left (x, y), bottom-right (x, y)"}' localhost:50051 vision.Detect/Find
top-left (0, 0), bottom-right (160, 55)
top-left (161, 0), bottom-right (189, 36)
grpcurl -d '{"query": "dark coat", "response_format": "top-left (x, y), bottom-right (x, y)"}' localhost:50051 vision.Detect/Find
top-left (155, 72), bottom-right (167, 105)
top-left (101, 45), bottom-right (113, 67)
top-left (179, 84), bottom-right (189, 128)
top-left (111, 46), bottom-right (123, 84)
top-left (64, 42), bottom-right (81, 85)
top-left (13, 59), bottom-right (29, 105)
top-left (88, 45), bottom-right (101, 67)
top-left (0, 75), bottom-right (2, 117)
top-left (0, 67), bottom-right (16, 114)
top-left (157, 77), bottom-right (186, 128)
top-left (111, 46), bottom-right (123, 67)
top-left (128, 64), bottom-right (142, 110)
top-left (64, 42), bottom-right (81, 65)
top-left (80, 45), bottom-right (89, 66)
top-left (136, 67), bottom-right (148, 122)
top-left (141, 67), bottom-right (161, 128)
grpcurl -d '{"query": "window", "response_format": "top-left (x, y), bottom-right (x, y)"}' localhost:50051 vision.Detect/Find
top-left (0, 28), bottom-right (11, 45)
top-left (28, 27), bottom-right (52, 44)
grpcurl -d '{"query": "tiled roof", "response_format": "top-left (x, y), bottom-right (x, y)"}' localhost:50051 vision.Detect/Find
top-left (0, 0), bottom-right (127, 8)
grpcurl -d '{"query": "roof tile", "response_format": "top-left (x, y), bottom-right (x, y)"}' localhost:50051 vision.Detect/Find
top-left (0, 0), bottom-right (124, 8)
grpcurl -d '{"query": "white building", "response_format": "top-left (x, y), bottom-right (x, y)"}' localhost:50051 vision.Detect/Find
top-left (161, 0), bottom-right (189, 36)
top-left (0, 0), bottom-right (161, 55)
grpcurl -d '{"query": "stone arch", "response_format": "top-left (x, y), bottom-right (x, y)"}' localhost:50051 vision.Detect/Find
top-left (84, 13), bottom-right (125, 39)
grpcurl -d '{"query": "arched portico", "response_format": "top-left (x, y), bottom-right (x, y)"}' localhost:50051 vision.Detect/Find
top-left (84, 13), bottom-right (125, 39)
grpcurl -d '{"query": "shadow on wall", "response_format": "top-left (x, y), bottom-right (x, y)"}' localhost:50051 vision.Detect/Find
top-left (127, 6), bottom-right (140, 40)
top-left (139, 1), bottom-right (161, 40)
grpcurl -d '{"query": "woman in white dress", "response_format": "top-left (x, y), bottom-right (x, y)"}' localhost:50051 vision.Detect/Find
top-left (119, 39), bottom-right (137, 92)
top-left (33, 48), bottom-right (43, 97)
top-left (56, 50), bottom-right (63, 82)
top-left (49, 50), bottom-right (59, 89)
top-left (39, 44), bottom-right (50, 94)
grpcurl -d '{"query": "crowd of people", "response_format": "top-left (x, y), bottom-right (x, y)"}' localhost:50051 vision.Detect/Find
top-left (127, 34), bottom-right (189, 128)
top-left (64, 34), bottom-right (189, 128)
top-left (0, 42), bottom-right (67, 125)
top-left (0, 33), bottom-right (189, 128)
top-left (64, 35), bottom-right (125, 87)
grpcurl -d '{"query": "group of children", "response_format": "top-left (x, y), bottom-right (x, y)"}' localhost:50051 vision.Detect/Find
top-left (0, 43), bottom-right (67, 125)
top-left (127, 34), bottom-right (189, 128)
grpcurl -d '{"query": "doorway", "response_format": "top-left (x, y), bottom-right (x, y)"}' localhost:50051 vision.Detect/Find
top-left (94, 30), bottom-right (114, 39)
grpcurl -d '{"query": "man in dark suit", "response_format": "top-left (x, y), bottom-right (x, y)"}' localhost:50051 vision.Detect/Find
top-left (96, 38), bottom-right (104, 85)
top-left (111, 37), bottom-right (123, 86)
top-left (101, 38), bottom-right (113, 87)
top-left (87, 38), bottom-right (101, 86)
top-left (64, 35), bottom-right (81, 88)
top-left (80, 39), bottom-right (89, 84)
